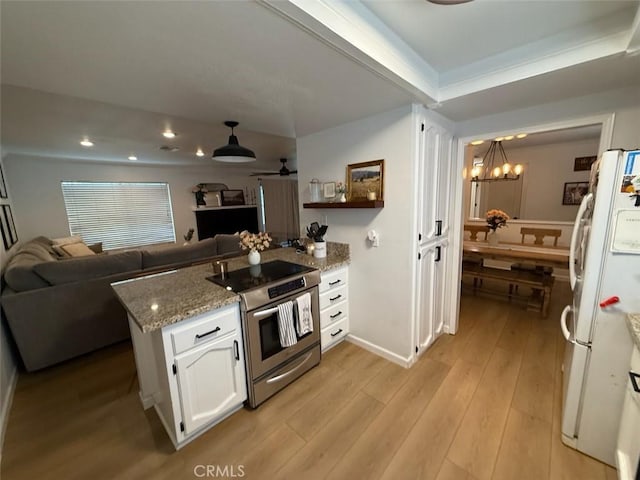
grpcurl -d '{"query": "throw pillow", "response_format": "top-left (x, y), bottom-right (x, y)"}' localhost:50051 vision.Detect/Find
top-left (51, 235), bottom-right (83, 246)
top-left (52, 245), bottom-right (72, 258)
top-left (61, 242), bottom-right (96, 257)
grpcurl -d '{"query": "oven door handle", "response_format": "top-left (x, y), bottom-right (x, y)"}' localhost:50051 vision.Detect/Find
top-left (253, 306), bottom-right (279, 319)
top-left (265, 351), bottom-right (313, 384)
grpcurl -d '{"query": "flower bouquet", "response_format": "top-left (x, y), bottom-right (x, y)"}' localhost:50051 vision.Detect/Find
top-left (239, 231), bottom-right (272, 252)
top-left (485, 209), bottom-right (509, 231)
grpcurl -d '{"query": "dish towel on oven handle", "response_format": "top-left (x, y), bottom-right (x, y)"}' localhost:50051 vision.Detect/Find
top-left (294, 292), bottom-right (313, 336)
top-left (277, 301), bottom-right (297, 347)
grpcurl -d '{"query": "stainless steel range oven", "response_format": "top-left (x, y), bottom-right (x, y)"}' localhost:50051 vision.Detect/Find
top-left (208, 260), bottom-right (321, 408)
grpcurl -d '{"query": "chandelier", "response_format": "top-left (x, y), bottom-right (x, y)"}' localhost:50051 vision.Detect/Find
top-left (470, 140), bottom-right (523, 183)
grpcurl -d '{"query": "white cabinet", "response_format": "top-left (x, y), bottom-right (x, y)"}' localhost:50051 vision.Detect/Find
top-left (319, 266), bottom-right (349, 351)
top-left (616, 343), bottom-right (640, 480)
top-left (413, 106), bottom-right (456, 358)
top-left (416, 242), bottom-right (447, 354)
top-left (129, 303), bottom-right (247, 449)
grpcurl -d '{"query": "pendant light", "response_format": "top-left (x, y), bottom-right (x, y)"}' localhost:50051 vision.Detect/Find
top-left (212, 121), bottom-right (256, 163)
top-left (470, 140), bottom-right (523, 183)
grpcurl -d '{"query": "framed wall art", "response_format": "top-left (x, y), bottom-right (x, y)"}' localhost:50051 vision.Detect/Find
top-left (323, 182), bottom-right (336, 199)
top-left (574, 155), bottom-right (597, 172)
top-left (562, 181), bottom-right (589, 205)
top-left (220, 189), bottom-right (245, 206)
top-left (0, 205), bottom-right (13, 250)
top-left (346, 159), bottom-right (384, 201)
top-left (0, 162), bottom-right (7, 199)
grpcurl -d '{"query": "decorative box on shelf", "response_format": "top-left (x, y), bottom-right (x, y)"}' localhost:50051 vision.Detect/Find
top-left (302, 200), bottom-right (384, 209)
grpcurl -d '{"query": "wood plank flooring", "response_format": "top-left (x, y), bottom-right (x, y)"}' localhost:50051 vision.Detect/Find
top-left (1, 281), bottom-right (617, 479)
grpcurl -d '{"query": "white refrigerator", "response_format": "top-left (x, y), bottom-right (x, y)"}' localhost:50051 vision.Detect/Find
top-left (561, 149), bottom-right (640, 466)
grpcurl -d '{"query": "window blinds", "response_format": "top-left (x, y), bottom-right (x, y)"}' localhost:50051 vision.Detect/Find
top-left (61, 181), bottom-right (176, 250)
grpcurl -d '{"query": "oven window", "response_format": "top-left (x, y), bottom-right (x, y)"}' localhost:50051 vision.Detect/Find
top-left (259, 314), bottom-right (283, 361)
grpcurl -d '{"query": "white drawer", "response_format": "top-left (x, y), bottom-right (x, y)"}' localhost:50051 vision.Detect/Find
top-left (319, 284), bottom-right (348, 311)
top-left (320, 302), bottom-right (348, 329)
top-left (167, 304), bottom-right (240, 356)
top-left (321, 317), bottom-right (348, 351)
top-left (319, 267), bottom-right (348, 293)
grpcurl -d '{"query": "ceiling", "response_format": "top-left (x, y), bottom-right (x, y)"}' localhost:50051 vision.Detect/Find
top-left (1, 0), bottom-right (639, 166)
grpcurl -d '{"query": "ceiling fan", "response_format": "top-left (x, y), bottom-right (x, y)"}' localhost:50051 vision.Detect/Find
top-left (250, 158), bottom-right (297, 177)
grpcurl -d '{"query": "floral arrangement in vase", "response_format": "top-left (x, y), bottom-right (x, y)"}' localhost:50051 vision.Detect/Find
top-left (239, 231), bottom-right (272, 252)
top-left (192, 184), bottom-right (208, 206)
top-left (335, 182), bottom-right (347, 203)
top-left (485, 209), bottom-right (510, 231)
top-left (239, 231), bottom-right (272, 265)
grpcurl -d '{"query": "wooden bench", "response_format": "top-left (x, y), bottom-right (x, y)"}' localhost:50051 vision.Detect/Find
top-left (462, 264), bottom-right (554, 317)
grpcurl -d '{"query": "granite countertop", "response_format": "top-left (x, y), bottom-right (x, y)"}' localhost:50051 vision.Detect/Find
top-left (112, 242), bottom-right (350, 333)
top-left (626, 313), bottom-right (640, 350)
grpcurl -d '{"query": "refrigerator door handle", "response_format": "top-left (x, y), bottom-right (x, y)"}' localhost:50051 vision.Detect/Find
top-left (569, 192), bottom-right (593, 291)
top-left (560, 305), bottom-right (591, 347)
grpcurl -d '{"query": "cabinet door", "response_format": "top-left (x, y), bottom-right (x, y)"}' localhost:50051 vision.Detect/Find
top-left (174, 333), bottom-right (246, 435)
top-left (417, 119), bottom-right (455, 244)
top-left (416, 243), bottom-right (446, 355)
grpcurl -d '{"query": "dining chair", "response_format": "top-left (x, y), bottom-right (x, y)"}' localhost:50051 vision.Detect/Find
top-left (464, 224), bottom-right (490, 242)
top-left (512, 227), bottom-right (562, 276)
top-left (519, 227), bottom-right (562, 246)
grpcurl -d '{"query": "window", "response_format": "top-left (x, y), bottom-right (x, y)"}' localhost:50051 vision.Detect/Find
top-left (61, 181), bottom-right (176, 250)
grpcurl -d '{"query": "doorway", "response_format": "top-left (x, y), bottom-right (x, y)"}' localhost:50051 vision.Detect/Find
top-left (445, 113), bottom-right (615, 336)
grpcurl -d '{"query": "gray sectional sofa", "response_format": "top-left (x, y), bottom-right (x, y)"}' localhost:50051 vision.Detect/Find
top-left (1, 235), bottom-right (244, 371)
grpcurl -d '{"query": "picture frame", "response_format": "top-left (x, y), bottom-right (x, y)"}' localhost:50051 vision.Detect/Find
top-left (0, 162), bottom-right (7, 199)
top-left (346, 159), bottom-right (384, 201)
top-left (220, 189), bottom-right (245, 206)
top-left (573, 155), bottom-right (597, 172)
top-left (0, 206), bottom-right (10, 250)
top-left (562, 181), bottom-right (589, 205)
top-left (323, 182), bottom-right (336, 199)
top-left (2, 205), bottom-right (17, 246)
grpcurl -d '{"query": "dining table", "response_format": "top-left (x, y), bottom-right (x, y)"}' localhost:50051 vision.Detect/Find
top-left (462, 241), bottom-right (570, 269)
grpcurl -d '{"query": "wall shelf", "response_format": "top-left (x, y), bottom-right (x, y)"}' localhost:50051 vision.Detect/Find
top-left (302, 200), bottom-right (384, 209)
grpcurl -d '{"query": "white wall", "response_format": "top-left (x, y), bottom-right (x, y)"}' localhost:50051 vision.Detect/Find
top-left (3, 154), bottom-right (263, 245)
top-left (297, 106), bottom-right (415, 362)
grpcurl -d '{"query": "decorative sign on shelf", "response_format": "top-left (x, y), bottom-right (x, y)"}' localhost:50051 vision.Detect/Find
top-left (574, 155), bottom-right (597, 172)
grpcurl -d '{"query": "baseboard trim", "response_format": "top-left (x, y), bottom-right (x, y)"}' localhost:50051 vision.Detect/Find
top-left (346, 335), bottom-right (412, 368)
top-left (0, 366), bottom-right (18, 464)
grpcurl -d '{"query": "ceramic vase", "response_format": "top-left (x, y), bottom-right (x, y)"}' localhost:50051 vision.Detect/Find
top-left (339, 193), bottom-right (347, 203)
top-left (248, 250), bottom-right (261, 265)
top-left (487, 230), bottom-right (499, 246)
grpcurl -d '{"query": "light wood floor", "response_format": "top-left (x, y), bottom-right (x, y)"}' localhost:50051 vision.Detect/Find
top-left (2, 281), bottom-right (617, 480)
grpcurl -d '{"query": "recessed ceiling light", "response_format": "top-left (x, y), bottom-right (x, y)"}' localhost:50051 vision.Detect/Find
top-left (162, 130), bottom-right (176, 139)
top-left (80, 139), bottom-right (94, 147)
top-left (470, 140), bottom-right (484, 146)
top-left (516, 133), bottom-right (528, 139)
top-left (504, 135), bottom-right (514, 141)
top-left (196, 148), bottom-right (204, 157)
top-left (494, 137), bottom-right (505, 142)
top-left (128, 155), bottom-right (138, 161)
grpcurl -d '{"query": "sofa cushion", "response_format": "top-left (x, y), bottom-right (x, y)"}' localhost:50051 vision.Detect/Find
top-left (4, 252), bottom-right (52, 291)
top-left (214, 234), bottom-right (243, 255)
top-left (51, 235), bottom-right (83, 246)
top-left (33, 251), bottom-right (143, 285)
top-left (141, 238), bottom-right (218, 270)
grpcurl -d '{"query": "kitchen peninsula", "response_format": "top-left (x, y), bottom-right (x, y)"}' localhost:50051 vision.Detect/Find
top-left (111, 243), bottom-right (350, 449)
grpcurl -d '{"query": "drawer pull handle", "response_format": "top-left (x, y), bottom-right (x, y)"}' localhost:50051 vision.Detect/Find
top-left (630, 371), bottom-right (640, 393)
top-left (330, 311), bottom-right (342, 319)
top-left (329, 279), bottom-right (341, 286)
top-left (234, 340), bottom-right (240, 361)
top-left (330, 294), bottom-right (342, 302)
top-left (331, 329), bottom-right (343, 337)
top-left (195, 326), bottom-right (221, 340)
